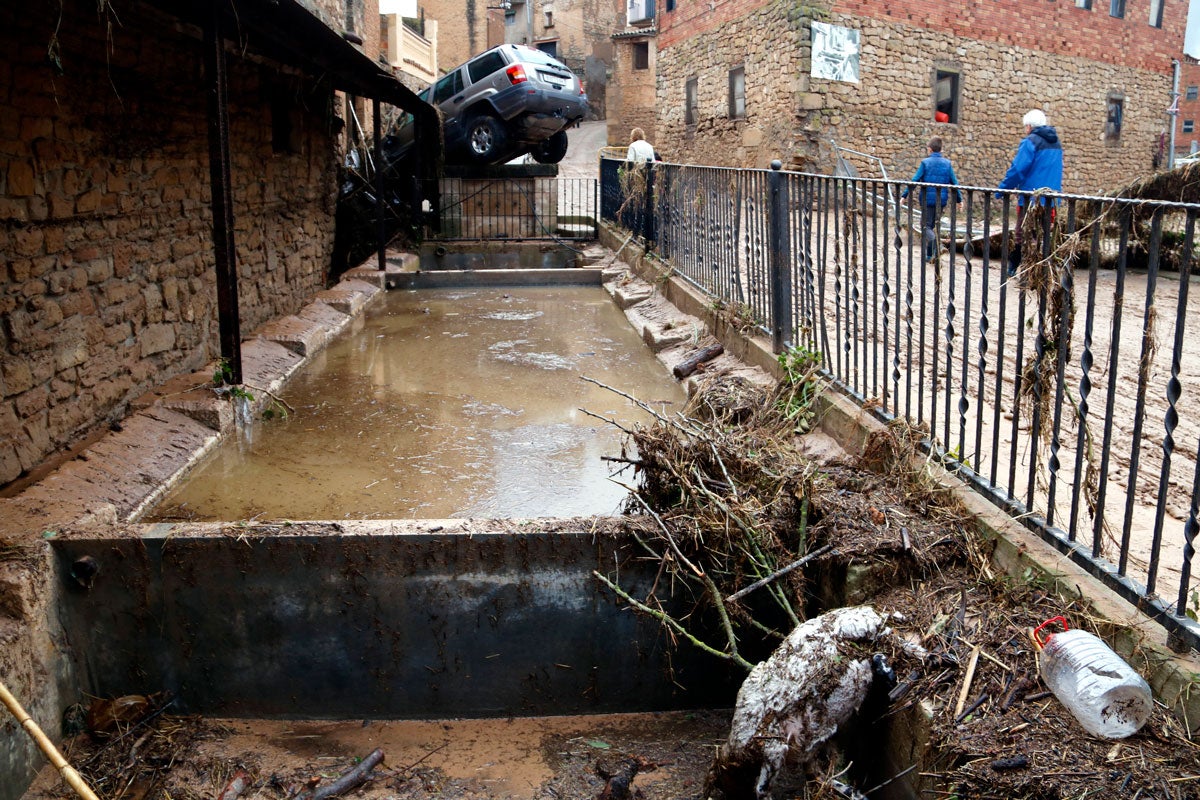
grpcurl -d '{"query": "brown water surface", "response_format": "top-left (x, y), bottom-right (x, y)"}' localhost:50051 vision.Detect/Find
top-left (149, 286), bottom-right (685, 521)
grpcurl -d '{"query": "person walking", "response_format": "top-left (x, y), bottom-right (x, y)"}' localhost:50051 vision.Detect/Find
top-left (997, 109), bottom-right (1063, 276)
top-left (901, 137), bottom-right (961, 263)
top-left (626, 127), bottom-right (657, 164)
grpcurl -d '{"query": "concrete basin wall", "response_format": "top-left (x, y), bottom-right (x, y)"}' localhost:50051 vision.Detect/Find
top-left (50, 522), bottom-right (742, 719)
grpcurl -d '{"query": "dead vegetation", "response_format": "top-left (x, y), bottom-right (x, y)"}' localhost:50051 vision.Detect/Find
top-left (593, 361), bottom-right (1200, 799)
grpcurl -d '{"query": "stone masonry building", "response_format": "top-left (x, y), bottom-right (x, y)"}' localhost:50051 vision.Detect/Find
top-left (0, 0), bottom-right (424, 489)
top-left (654, 0), bottom-right (1187, 193)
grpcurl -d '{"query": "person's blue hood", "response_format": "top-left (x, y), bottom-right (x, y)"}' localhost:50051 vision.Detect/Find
top-left (1029, 125), bottom-right (1059, 148)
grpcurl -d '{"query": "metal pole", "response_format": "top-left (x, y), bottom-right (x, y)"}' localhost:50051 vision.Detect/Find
top-left (768, 160), bottom-right (792, 354)
top-left (374, 98), bottom-right (386, 272)
top-left (204, 5), bottom-right (242, 384)
top-left (1169, 58), bottom-right (1180, 170)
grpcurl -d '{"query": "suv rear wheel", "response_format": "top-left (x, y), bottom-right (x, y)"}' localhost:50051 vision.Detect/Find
top-left (530, 131), bottom-right (569, 164)
top-left (466, 115), bottom-right (507, 162)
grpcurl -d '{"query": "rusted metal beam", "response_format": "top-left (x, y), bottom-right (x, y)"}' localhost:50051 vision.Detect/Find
top-left (203, 5), bottom-right (242, 384)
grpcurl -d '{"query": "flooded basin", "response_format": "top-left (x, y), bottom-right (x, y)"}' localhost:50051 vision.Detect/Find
top-left (149, 285), bottom-right (686, 521)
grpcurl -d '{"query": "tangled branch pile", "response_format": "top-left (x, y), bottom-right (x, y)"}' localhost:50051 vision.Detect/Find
top-left (597, 347), bottom-right (969, 673)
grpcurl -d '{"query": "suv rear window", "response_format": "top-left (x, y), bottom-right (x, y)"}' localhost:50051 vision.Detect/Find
top-left (468, 51), bottom-right (507, 83)
top-left (513, 47), bottom-right (566, 68)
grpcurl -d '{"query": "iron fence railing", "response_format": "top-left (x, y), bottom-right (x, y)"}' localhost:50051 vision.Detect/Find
top-left (601, 156), bottom-right (1200, 652)
top-left (427, 175), bottom-right (598, 241)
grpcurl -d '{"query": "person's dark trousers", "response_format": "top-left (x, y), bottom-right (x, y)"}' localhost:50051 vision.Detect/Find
top-left (921, 203), bottom-right (942, 263)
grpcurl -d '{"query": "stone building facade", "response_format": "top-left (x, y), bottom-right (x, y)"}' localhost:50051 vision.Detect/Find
top-left (0, 1), bottom-right (355, 487)
top-left (655, 0), bottom-right (1187, 193)
top-left (607, 12), bottom-right (658, 147)
top-left (420, 0), bottom-right (507, 70)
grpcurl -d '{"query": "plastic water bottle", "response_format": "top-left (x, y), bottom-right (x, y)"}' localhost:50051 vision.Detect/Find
top-left (1033, 616), bottom-right (1153, 739)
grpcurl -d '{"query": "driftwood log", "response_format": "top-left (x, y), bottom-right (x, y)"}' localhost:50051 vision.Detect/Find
top-left (673, 343), bottom-right (724, 379)
top-left (295, 749), bottom-right (385, 800)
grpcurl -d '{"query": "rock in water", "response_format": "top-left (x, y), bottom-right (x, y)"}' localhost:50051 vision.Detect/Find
top-left (709, 606), bottom-right (887, 799)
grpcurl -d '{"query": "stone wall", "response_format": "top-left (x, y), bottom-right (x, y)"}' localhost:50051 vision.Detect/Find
top-left (608, 36), bottom-right (659, 147)
top-left (423, 0), bottom-right (497, 69)
top-left (0, 1), bottom-right (340, 486)
top-left (655, 0), bottom-right (1182, 192)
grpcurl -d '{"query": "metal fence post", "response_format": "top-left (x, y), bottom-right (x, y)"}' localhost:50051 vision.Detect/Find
top-left (768, 160), bottom-right (792, 353)
top-left (643, 164), bottom-right (657, 247)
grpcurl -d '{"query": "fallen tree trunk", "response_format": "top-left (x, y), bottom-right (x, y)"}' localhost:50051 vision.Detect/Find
top-left (673, 343), bottom-right (724, 379)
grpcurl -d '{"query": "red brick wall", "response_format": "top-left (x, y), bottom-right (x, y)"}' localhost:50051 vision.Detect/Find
top-left (660, 0), bottom-right (1185, 74)
top-left (1174, 58), bottom-right (1200, 155)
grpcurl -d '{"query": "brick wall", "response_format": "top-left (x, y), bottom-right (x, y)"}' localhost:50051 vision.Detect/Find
top-left (655, 0), bottom-right (1179, 191)
top-left (0, 1), bottom-right (340, 486)
top-left (1174, 58), bottom-right (1200, 156)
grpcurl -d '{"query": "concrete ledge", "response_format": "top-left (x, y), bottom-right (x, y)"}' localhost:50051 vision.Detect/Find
top-left (239, 339), bottom-right (306, 398)
top-left (253, 314), bottom-right (331, 358)
top-left (599, 222), bottom-right (781, 379)
top-left (11, 408), bottom-right (220, 527)
top-left (315, 287), bottom-right (371, 317)
top-left (131, 370), bottom-right (232, 432)
top-left (387, 268), bottom-right (603, 290)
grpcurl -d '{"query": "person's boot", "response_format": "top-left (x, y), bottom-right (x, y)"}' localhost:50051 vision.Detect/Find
top-left (1007, 243), bottom-right (1021, 278)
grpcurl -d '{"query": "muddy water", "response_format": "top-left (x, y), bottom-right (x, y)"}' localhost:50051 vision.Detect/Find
top-left (149, 286), bottom-right (685, 521)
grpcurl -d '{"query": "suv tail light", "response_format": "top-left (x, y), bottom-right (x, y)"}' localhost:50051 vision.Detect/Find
top-left (506, 64), bottom-right (527, 84)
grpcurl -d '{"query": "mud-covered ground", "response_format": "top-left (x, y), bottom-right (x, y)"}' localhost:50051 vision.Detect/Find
top-left (19, 459), bottom-right (1200, 800)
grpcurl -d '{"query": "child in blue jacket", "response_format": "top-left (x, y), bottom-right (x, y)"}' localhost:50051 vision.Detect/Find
top-left (901, 137), bottom-right (961, 263)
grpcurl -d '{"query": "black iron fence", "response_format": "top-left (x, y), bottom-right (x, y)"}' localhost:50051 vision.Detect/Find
top-left (601, 156), bottom-right (1200, 652)
top-left (428, 173), bottom-right (598, 241)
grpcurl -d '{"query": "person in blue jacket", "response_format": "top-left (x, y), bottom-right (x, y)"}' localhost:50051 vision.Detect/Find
top-left (997, 109), bottom-right (1063, 275)
top-left (901, 137), bottom-right (961, 263)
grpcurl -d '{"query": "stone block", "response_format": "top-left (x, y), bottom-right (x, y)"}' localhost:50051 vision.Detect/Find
top-left (614, 284), bottom-right (654, 309)
top-left (643, 323), bottom-right (698, 352)
top-left (7, 160), bottom-right (35, 196)
top-left (138, 323), bottom-right (176, 357)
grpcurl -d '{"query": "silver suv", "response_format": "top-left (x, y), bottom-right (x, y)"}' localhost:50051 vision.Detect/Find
top-left (392, 44), bottom-right (588, 166)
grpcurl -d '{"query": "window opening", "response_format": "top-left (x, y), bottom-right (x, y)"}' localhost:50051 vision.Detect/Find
top-left (1187, 86), bottom-right (1198, 101)
top-left (728, 66), bottom-right (745, 119)
top-left (1110, 0), bottom-right (1125, 18)
top-left (633, 42), bottom-right (649, 70)
top-left (1106, 96), bottom-right (1124, 139)
top-left (1149, 0), bottom-right (1163, 26)
top-left (1185, 120), bottom-right (1195, 134)
top-left (685, 76), bottom-right (698, 126)
top-left (934, 69), bottom-right (959, 124)
top-left (1075, 0), bottom-right (1092, 8)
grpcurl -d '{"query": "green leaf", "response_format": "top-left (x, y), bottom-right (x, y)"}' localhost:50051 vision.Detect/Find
top-left (586, 739), bottom-right (611, 750)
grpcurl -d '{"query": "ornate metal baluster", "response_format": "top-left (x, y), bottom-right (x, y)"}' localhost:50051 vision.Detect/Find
top-left (1132, 210), bottom-right (1164, 592)
top-left (1046, 200), bottom-right (1077, 527)
top-left (943, 198), bottom-right (957, 451)
top-left (1176, 438), bottom-right (1200, 650)
top-left (1154, 210), bottom-right (1193, 602)
top-left (957, 193), bottom-right (972, 460)
top-left (1068, 218), bottom-right (1103, 544)
top-left (1093, 206), bottom-right (1131, 565)
top-left (973, 192), bottom-right (991, 470)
